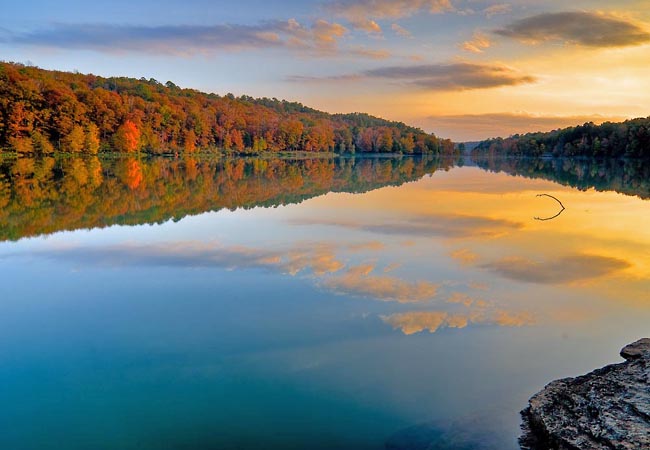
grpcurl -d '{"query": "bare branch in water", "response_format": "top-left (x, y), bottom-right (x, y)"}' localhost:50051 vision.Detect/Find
top-left (535, 194), bottom-right (566, 221)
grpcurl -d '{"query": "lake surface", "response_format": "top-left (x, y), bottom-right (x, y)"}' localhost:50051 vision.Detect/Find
top-left (1, 154), bottom-right (649, 450)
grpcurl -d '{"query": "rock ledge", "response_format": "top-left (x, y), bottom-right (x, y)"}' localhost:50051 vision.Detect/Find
top-left (520, 338), bottom-right (650, 449)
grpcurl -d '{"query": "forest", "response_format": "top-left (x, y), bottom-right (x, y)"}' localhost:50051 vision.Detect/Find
top-left (0, 154), bottom-right (453, 240)
top-left (472, 117), bottom-right (650, 158)
top-left (0, 61), bottom-right (455, 155)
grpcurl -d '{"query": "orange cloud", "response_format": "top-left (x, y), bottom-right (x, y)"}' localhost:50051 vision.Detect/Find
top-left (329, 0), bottom-right (454, 22)
top-left (349, 46), bottom-right (391, 59)
top-left (461, 31), bottom-right (492, 53)
top-left (349, 18), bottom-right (382, 33)
top-left (391, 23), bottom-right (412, 38)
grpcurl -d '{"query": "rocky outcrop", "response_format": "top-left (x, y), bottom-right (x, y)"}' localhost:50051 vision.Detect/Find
top-left (520, 339), bottom-right (650, 449)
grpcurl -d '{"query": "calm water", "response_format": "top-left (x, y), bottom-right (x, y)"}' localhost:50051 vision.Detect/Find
top-left (1, 154), bottom-right (649, 450)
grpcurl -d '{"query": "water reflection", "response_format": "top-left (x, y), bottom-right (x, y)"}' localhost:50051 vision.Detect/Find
top-left (473, 155), bottom-right (650, 199)
top-left (1, 154), bottom-right (650, 450)
top-left (0, 155), bottom-right (451, 241)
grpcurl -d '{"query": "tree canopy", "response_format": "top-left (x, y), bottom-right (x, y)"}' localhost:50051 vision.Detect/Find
top-left (0, 62), bottom-right (455, 155)
top-left (473, 118), bottom-right (650, 158)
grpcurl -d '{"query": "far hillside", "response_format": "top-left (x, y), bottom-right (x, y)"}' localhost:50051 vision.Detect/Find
top-left (0, 62), bottom-right (454, 155)
top-left (473, 117), bottom-right (650, 158)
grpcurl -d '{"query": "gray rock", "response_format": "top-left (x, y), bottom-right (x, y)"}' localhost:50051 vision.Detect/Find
top-left (520, 339), bottom-right (650, 449)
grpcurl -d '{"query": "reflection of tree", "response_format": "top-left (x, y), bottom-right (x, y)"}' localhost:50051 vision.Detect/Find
top-left (474, 155), bottom-right (650, 200)
top-left (122, 159), bottom-right (143, 190)
top-left (0, 155), bottom-right (454, 241)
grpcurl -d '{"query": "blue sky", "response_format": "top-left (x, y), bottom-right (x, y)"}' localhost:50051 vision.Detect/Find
top-left (2, 0), bottom-right (650, 140)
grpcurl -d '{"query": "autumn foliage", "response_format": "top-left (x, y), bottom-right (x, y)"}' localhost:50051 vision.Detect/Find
top-left (113, 120), bottom-right (141, 152)
top-left (0, 61), bottom-right (455, 155)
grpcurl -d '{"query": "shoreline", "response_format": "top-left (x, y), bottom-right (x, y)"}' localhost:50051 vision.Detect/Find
top-left (520, 339), bottom-right (650, 449)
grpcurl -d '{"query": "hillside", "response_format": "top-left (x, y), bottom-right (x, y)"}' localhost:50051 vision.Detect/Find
top-left (0, 62), bottom-right (454, 155)
top-left (472, 117), bottom-right (650, 158)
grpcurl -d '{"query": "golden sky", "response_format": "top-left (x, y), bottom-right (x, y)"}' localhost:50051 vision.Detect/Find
top-left (2, 0), bottom-right (650, 140)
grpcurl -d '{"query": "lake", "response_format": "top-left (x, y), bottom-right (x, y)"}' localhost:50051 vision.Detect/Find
top-left (0, 154), bottom-right (648, 449)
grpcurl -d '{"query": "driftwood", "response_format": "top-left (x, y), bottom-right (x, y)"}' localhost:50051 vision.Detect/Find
top-left (534, 194), bottom-right (565, 221)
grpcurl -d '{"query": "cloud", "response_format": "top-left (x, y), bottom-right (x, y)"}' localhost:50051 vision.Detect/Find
top-left (288, 62), bottom-right (535, 90)
top-left (2, 19), bottom-right (356, 56)
top-left (461, 31), bottom-right (492, 53)
top-left (382, 308), bottom-right (534, 335)
top-left (422, 112), bottom-right (626, 141)
top-left (366, 63), bottom-right (534, 90)
top-left (292, 213), bottom-right (524, 239)
top-left (391, 23), bottom-right (413, 38)
top-left (349, 18), bottom-right (383, 33)
top-left (484, 3), bottom-right (511, 18)
top-left (481, 253), bottom-right (631, 284)
top-left (349, 46), bottom-right (392, 59)
top-left (494, 11), bottom-right (650, 47)
top-left (329, 0), bottom-right (454, 24)
top-left (323, 264), bottom-right (440, 302)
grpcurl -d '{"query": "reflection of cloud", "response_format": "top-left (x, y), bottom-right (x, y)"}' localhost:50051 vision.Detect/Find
top-left (382, 308), bottom-right (534, 335)
top-left (20, 241), bottom-right (346, 276)
top-left (384, 311), bottom-right (448, 334)
top-left (495, 12), bottom-right (650, 48)
top-left (289, 62), bottom-right (535, 91)
top-left (481, 254), bottom-right (631, 284)
top-left (294, 213), bottom-right (523, 239)
top-left (384, 262), bottom-right (402, 273)
top-left (450, 249), bottom-right (479, 266)
top-left (283, 247), bottom-right (346, 275)
top-left (25, 240), bottom-right (449, 304)
top-left (348, 241), bottom-right (385, 252)
top-left (323, 264), bottom-right (439, 303)
top-left (492, 310), bottom-right (535, 327)
top-left (447, 292), bottom-right (487, 308)
top-left (468, 281), bottom-right (489, 291)
top-left (484, 3), bottom-right (511, 18)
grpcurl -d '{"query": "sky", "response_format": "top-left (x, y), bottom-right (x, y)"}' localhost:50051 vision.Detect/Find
top-left (2, 0), bottom-right (650, 140)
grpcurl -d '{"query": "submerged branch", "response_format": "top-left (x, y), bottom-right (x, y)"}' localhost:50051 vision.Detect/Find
top-left (534, 194), bottom-right (566, 221)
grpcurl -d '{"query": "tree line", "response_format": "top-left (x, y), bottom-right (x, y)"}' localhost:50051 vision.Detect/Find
top-left (0, 62), bottom-right (455, 155)
top-left (472, 118), bottom-right (650, 158)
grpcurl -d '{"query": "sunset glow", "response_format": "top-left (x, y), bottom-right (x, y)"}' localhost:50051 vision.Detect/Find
top-left (3, 0), bottom-right (649, 140)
